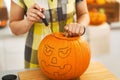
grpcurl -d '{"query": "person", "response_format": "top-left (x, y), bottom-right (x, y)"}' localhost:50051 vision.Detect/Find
top-left (9, 0), bottom-right (90, 68)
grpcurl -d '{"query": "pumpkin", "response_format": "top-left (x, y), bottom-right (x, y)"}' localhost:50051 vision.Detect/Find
top-left (89, 8), bottom-right (106, 25)
top-left (0, 20), bottom-right (7, 28)
top-left (96, 0), bottom-right (106, 5)
top-left (87, 0), bottom-right (95, 4)
top-left (38, 32), bottom-right (91, 80)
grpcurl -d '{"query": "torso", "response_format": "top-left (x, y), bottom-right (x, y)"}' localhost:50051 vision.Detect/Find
top-left (23, 0), bottom-right (76, 68)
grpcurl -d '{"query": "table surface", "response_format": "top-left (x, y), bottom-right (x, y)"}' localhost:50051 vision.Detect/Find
top-left (0, 62), bottom-right (119, 80)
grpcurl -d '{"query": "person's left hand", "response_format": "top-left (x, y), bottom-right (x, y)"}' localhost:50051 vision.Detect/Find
top-left (64, 23), bottom-right (85, 37)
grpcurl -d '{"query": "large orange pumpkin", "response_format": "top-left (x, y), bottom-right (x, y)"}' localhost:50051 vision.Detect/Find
top-left (38, 32), bottom-right (91, 80)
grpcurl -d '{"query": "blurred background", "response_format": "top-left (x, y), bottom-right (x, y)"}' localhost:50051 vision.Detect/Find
top-left (0, 0), bottom-right (120, 79)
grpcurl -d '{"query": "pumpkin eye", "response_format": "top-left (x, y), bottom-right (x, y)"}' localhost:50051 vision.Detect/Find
top-left (44, 45), bottom-right (54, 56)
top-left (58, 47), bottom-right (71, 58)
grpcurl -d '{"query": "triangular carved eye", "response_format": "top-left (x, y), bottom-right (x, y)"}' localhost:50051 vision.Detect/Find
top-left (58, 47), bottom-right (71, 58)
top-left (44, 44), bottom-right (54, 56)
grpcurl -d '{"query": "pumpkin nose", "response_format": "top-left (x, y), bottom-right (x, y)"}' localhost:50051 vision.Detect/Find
top-left (51, 57), bottom-right (57, 64)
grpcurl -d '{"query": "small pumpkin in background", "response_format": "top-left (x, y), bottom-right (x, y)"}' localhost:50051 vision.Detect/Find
top-left (0, 0), bottom-right (8, 28)
top-left (96, 0), bottom-right (106, 5)
top-left (96, 8), bottom-right (107, 25)
top-left (87, 0), bottom-right (95, 4)
top-left (89, 8), bottom-right (107, 25)
top-left (38, 32), bottom-right (91, 80)
top-left (0, 20), bottom-right (7, 28)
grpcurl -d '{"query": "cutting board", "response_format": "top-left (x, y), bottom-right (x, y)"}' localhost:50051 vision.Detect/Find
top-left (18, 62), bottom-right (119, 80)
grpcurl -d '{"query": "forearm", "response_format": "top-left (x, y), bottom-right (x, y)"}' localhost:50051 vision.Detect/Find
top-left (77, 13), bottom-right (90, 27)
top-left (76, 0), bottom-right (90, 27)
top-left (9, 18), bottom-right (33, 35)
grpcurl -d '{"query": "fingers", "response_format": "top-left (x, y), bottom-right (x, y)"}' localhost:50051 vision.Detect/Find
top-left (33, 3), bottom-right (45, 13)
top-left (32, 3), bottom-right (41, 11)
top-left (64, 23), bottom-right (85, 37)
top-left (26, 3), bottom-right (45, 22)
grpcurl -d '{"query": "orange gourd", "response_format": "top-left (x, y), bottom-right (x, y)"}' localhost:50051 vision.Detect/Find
top-left (0, 20), bottom-right (7, 27)
top-left (87, 0), bottom-right (95, 4)
top-left (96, 0), bottom-right (106, 5)
top-left (38, 32), bottom-right (91, 80)
top-left (89, 8), bottom-right (106, 25)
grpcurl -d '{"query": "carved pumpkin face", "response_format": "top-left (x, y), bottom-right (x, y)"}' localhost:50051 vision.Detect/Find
top-left (38, 33), bottom-right (90, 80)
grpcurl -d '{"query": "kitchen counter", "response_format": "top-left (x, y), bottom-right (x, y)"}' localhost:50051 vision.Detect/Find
top-left (0, 62), bottom-right (119, 80)
top-left (0, 68), bottom-right (39, 80)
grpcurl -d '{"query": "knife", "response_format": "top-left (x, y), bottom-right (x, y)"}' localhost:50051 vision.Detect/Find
top-left (42, 17), bottom-right (49, 26)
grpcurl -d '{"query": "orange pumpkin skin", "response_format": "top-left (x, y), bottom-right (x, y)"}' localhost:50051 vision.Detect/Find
top-left (96, 13), bottom-right (106, 25)
top-left (38, 33), bottom-right (91, 80)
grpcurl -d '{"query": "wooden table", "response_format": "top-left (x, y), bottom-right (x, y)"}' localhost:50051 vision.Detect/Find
top-left (18, 62), bottom-right (119, 80)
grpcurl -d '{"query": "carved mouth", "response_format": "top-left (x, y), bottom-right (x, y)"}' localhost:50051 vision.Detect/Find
top-left (41, 60), bottom-right (72, 77)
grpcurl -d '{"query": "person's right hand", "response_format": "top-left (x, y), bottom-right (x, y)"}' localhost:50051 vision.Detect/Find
top-left (26, 3), bottom-right (45, 25)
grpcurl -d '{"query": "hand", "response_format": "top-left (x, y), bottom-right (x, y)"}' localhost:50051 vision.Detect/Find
top-left (26, 3), bottom-right (45, 25)
top-left (64, 23), bottom-right (86, 37)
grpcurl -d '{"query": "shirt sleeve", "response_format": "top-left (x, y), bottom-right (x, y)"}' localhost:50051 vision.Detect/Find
top-left (76, 0), bottom-right (83, 3)
top-left (12, 0), bottom-right (25, 9)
